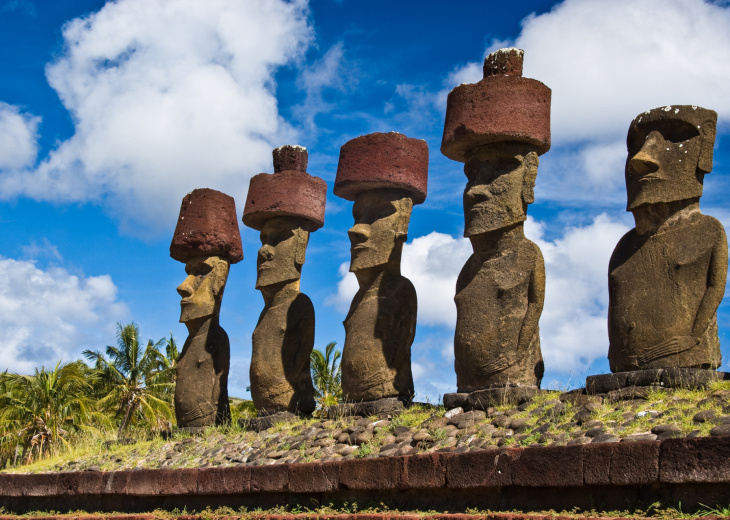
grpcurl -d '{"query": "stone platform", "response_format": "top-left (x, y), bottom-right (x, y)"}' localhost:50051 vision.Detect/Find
top-left (238, 411), bottom-right (301, 433)
top-left (325, 397), bottom-right (410, 418)
top-left (586, 368), bottom-right (730, 395)
top-left (444, 386), bottom-right (545, 411)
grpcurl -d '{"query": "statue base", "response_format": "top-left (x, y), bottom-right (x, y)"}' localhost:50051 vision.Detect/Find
top-left (444, 385), bottom-right (544, 411)
top-left (586, 368), bottom-right (730, 394)
top-left (326, 397), bottom-right (410, 418)
top-left (238, 411), bottom-right (301, 432)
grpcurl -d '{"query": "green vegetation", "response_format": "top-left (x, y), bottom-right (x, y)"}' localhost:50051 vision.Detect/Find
top-left (310, 341), bottom-right (342, 412)
top-left (0, 322), bottom-right (179, 470)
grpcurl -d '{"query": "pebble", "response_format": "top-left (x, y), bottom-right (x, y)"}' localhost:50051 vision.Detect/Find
top-left (710, 424), bottom-right (730, 437)
top-left (444, 407), bottom-right (463, 419)
top-left (693, 410), bottom-right (717, 423)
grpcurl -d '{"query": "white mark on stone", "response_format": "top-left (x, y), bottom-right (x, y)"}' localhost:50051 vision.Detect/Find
top-left (675, 108), bottom-right (680, 114)
top-left (663, 106), bottom-right (672, 111)
top-left (692, 106), bottom-right (698, 110)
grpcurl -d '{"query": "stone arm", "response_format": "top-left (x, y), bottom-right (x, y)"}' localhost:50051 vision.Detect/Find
top-left (479, 246), bottom-right (545, 376)
top-left (517, 246), bottom-right (546, 357)
top-left (381, 277), bottom-right (417, 371)
top-left (638, 225), bottom-right (728, 365)
top-left (287, 294), bottom-right (316, 377)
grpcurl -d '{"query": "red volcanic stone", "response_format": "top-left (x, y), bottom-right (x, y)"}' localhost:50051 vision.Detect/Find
top-left (484, 47), bottom-right (524, 77)
top-left (243, 170), bottom-right (327, 231)
top-left (511, 444), bottom-right (584, 487)
top-left (441, 49), bottom-right (551, 162)
top-left (288, 460), bottom-right (341, 493)
top-left (250, 463), bottom-right (289, 492)
top-left (401, 453), bottom-right (446, 489)
top-left (660, 436), bottom-right (730, 483)
top-left (445, 447), bottom-right (514, 488)
top-left (339, 456), bottom-right (402, 490)
top-left (610, 440), bottom-right (659, 485)
top-left (170, 188), bottom-right (243, 264)
top-left (334, 132), bottom-right (429, 204)
top-left (273, 145), bottom-right (308, 173)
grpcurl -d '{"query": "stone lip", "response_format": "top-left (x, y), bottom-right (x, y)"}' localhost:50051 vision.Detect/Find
top-left (243, 170), bottom-right (327, 231)
top-left (587, 368), bottom-right (730, 394)
top-left (334, 132), bottom-right (428, 204)
top-left (441, 49), bottom-right (551, 163)
top-left (444, 387), bottom-right (544, 411)
top-left (170, 188), bottom-right (243, 264)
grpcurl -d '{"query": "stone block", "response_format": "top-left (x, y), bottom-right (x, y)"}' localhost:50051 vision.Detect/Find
top-left (273, 144), bottom-right (307, 173)
top-left (441, 49), bottom-right (551, 163)
top-left (445, 447), bottom-right (513, 488)
top-left (583, 443), bottom-right (612, 485)
top-left (243, 170), bottom-right (327, 232)
top-left (339, 456), bottom-right (402, 490)
top-left (327, 397), bottom-right (406, 418)
top-left (250, 463), bottom-right (288, 492)
top-left (400, 453), bottom-right (446, 489)
top-left (511, 444), bottom-right (584, 487)
top-left (288, 460), bottom-right (340, 493)
top-left (443, 393), bottom-right (469, 410)
top-left (660, 436), bottom-right (730, 483)
top-left (170, 188), bottom-right (243, 264)
top-left (610, 441), bottom-right (659, 485)
top-left (334, 132), bottom-right (428, 204)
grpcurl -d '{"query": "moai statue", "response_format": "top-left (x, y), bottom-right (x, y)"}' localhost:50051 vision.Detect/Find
top-left (243, 145), bottom-right (326, 415)
top-left (608, 106), bottom-right (727, 372)
top-left (441, 48), bottom-right (551, 399)
top-left (170, 188), bottom-right (243, 427)
top-left (334, 132), bottom-right (428, 407)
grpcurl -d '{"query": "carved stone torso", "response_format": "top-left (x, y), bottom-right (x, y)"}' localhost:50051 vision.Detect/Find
top-left (342, 272), bottom-right (416, 402)
top-left (175, 323), bottom-right (230, 427)
top-left (608, 212), bottom-right (724, 371)
top-left (454, 237), bottom-right (543, 391)
top-left (250, 292), bottom-right (316, 414)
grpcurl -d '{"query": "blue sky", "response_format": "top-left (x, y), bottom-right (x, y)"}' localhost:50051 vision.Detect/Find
top-left (0, 0), bottom-right (729, 402)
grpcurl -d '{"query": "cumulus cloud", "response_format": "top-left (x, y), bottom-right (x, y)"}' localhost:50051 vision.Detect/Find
top-left (0, 0), bottom-right (312, 235)
top-left (527, 214), bottom-right (630, 372)
top-left (293, 42), bottom-right (349, 131)
top-left (437, 0), bottom-right (730, 205)
top-left (516, 0), bottom-right (730, 143)
top-left (0, 102), bottom-right (40, 170)
top-left (0, 257), bottom-right (129, 374)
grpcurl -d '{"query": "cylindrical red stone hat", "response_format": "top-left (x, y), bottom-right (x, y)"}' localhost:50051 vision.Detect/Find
top-left (441, 48), bottom-right (551, 162)
top-left (170, 188), bottom-right (243, 264)
top-left (334, 132), bottom-right (428, 204)
top-left (242, 145), bottom-right (327, 232)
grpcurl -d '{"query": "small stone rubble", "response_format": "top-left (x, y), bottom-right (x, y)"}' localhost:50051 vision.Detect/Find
top-left (22, 386), bottom-right (730, 474)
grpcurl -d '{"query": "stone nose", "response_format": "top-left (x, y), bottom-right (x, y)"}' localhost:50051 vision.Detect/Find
top-left (348, 224), bottom-right (370, 245)
top-left (628, 150), bottom-right (660, 176)
top-left (258, 245), bottom-right (274, 262)
top-left (464, 183), bottom-right (490, 205)
top-left (177, 276), bottom-right (195, 298)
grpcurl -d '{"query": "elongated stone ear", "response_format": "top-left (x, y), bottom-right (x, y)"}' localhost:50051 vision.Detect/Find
top-left (210, 257), bottom-right (230, 298)
top-left (294, 228), bottom-right (309, 266)
top-left (522, 151), bottom-right (539, 204)
top-left (698, 119), bottom-right (716, 174)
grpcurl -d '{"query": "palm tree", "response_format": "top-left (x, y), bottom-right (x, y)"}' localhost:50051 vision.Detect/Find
top-left (0, 361), bottom-right (105, 464)
top-left (310, 342), bottom-right (342, 408)
top-left (83, 322), bottom-right (173, 437)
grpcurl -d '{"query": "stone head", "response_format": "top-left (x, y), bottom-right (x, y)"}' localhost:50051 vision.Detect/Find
top-left (463, 143), bottom-right (539, 237)
top-left (177, 255), bottom-right (230, 324)
top-left (625, 105), bottom-right (717, 211)
top-left (256, 216), bottom-right (310, 289)
top-left (348, 188), bottom-right (413, 273)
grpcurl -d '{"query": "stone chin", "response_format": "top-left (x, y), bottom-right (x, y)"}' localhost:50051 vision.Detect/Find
top-left (255, 265), bottom-right (301, 289)
top-left (464, 206), bottom-right (526, 237)
top-left (626, 177), bottom-right (704, 212)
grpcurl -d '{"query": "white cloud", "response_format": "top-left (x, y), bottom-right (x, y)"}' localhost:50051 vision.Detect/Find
top-left (402, 232), bottom-right (472, 327)
top-left (293, 42), bottom-right (348, 131)
top-left (527, 214), bottom-right (630, 372)
top-left (0, 102), bottom-right (40, 170)
top-left (516, 0), bottom-right (730, 143)
top-left (327, 261), bottom-right (358, 314)
top-left (0, 257), bottom-right (129, 374)
top-left (0, 0), bottom-right (312, 235)
top-left (437, 0), bottom-right (730, 205)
